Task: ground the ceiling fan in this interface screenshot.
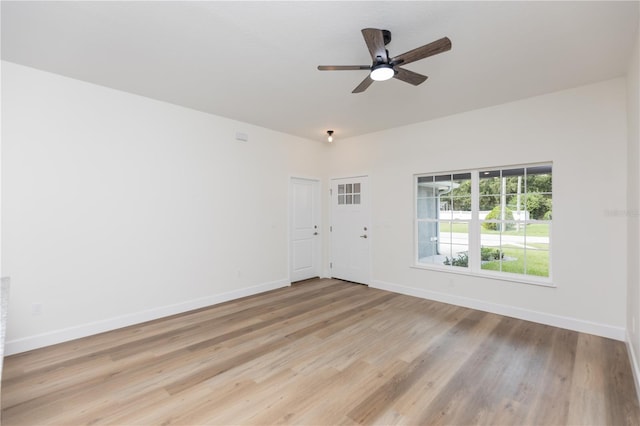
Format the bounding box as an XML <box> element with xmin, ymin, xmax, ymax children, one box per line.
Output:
<box><xmin>318</xmin><ymin>28</ymin><xmax>451</xmax><ymax>93</ymax></box>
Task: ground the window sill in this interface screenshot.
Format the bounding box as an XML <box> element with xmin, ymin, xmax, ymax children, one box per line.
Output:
<box><xmin>410</xmin><ymin>263</ymin><xmax>556</xmax><ymax>288</ymax></box>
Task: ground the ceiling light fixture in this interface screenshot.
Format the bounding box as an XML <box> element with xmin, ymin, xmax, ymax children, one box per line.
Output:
<box><xmin>327</xmin><ymin>130</ymin><xmax>334</xmax><ymax>142</ymax></box>
<box><xmin>370</xmin><ymin>64</ymin><xmax>395</xmax><ymax>81</ymax></box>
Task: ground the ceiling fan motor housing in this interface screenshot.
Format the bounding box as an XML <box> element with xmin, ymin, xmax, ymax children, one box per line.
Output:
<box><xmin>382</xmin><ymin>29</ymin><xmax>392</xmax><ymax>46</ymax></box>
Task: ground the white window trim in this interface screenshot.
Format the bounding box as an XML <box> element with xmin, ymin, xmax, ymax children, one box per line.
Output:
<box><xmin>413</xmin><ymin>164</ymin><xmax>553</xmax><ymax>287</ymax></box>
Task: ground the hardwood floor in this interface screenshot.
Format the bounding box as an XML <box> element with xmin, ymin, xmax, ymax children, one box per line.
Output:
<box><xmin>2</xmin><ymin>278</ymin><xmax>639</xmax><ymax>425</ymax></box>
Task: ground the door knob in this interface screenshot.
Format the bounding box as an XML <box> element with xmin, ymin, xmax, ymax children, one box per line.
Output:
<box><xmin>360</xmin><ymin>234</ymin><xmax>367</xmax><ymax>238</ymax></box>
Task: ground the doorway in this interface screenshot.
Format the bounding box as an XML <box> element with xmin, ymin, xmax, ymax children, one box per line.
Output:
<box><xmin>330</xmin><ymin>176</ymin><xmax>371</xmax><ymax>285</ymax></box>
<box><xmin>289</xmin><ymin>177</ymin><xmax>321</xmax><ymax>282</ymax></box>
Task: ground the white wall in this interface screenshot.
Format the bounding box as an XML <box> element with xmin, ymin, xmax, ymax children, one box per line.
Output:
<box><xmin>327</xmin><ymin>78</ymin><xmax>629</xmax><ymax>339</ymax></box>
<box><xmin>1</xmin><ymin>60</ymin><xmax>632</xmax><ymax>354</ymax></box>
<box><xmin>627</xmin><ymin>26</ymin><xmax>640</xmax><ymax>397</ymax></box>
<box><xmin>1</xmin><ymin>61</ymin><xmax>328</xmax><ymax>354</ymax></box>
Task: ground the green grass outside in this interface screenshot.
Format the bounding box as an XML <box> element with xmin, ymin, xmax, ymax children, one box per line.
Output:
<box><xmin>482</xmin><ymin>223</ymin><xmax>550</xmax><ymax>237</ymax></box>
<box><xmin>438</xmin><ymin>222</ymin><xmax>468</xmax><ymax>233</ymax></box>
<box><xmin>439</xmin><ymin>222</ymin><xmax>549</xmax><ymax>237</ymax></box>
<box><xmin>481</xmin><ymin>246</ymin><xmax>549</xmax><ymax>277</ymax></box>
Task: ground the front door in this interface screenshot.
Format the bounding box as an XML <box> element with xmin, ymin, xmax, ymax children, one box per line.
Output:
<box><xmin>331</xmin><ymin>176</ymin><xmax>371</xmax><ymax>285</ymax></box>
<box><xmin>290</xmin><ymin>177</ymin><xmax>321</xmax><ymax>282</ymax></box>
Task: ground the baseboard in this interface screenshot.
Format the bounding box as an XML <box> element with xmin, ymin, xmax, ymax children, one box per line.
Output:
<box><xmin>5</xmin><ymin>279</ymin><xmax>290</xmax><ymax>355</ymax></box>
<box><xmin>626</xmin><ymin>331</ymin><xmax>640</xmax><ymax>404</ymax></box>
<box><xmin>371</xmin><ymin>280</ymin><xmax>626</xmax><ymax>341</ymax></box>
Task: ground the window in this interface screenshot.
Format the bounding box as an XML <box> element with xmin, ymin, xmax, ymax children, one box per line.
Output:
<box><xmin>415</xmin><ymin>164</ymin><xmax>552</xmax><ymax>284</ymax></box>
<box><xmin>338</xmin><ymin>183</ymin><xmax>361</xmax><ymax>205</ymax></box>
<box><xmin>417</xmin><ymin>173</ymin><xmax>471</xmax><ymax>269</ymax></box>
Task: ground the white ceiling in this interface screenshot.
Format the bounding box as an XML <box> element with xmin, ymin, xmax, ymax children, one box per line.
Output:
<box><xmin>2</xmin><ymin>1</ymin><xmax>638</xmax><ymax>142</ymax></box>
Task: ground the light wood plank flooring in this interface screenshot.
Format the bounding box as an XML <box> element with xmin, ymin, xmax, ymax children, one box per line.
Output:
<box><xmin>2</xmin><ymin>278</ymin><xmax>639</xmax><ymax>425</ymax></box>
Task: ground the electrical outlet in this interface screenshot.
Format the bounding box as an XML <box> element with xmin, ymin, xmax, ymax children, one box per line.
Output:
<box><xmin>32</xmin><ymin>303</ymin><xmax>43</xmax><ymax>316</ymax></box>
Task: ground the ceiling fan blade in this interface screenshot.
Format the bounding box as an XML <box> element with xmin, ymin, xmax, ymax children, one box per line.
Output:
<box><xmin>394</xmin><ymin>67</ymin><xmax>428</xmax><ymax>86</ymax></box>
<box><xmin>391</xmin><ymin>37</ymin><xmax>451</xmax><ymax>66</ymax></box>
<box><xmin>352</xmin><ymin>75</ymin><xmax>374</xmax><ymax>93</ymax></box>
<box><xmin>318</xmin><ymin>65</ymin><xmax>370</xmax><ymax>71</ymax></box>
<box><xmin>361</xmin><ymin>28</ymin><xmax>388</xmax><ymax>63</ymax></box>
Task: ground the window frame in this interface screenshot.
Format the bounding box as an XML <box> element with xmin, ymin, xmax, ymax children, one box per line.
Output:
<box><xmin>415</xmin><ymin>172</ymin><xmax>472</xmax><ymax>271</ymax></box>
<box><xmin>413</xmin><ymin>163</ymin><xmax>553</xmax><ymax>287</ymax></box>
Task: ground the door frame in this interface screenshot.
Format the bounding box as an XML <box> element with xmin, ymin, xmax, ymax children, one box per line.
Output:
<box><xmin>288</xmin><ymin>176</ymin><xmax>323</xmax><ymax>283</ymax></box>
<box><xmin>329</xmin><ymin>174</ymin><xmax>372</xmax><ymax>285</ymax></box>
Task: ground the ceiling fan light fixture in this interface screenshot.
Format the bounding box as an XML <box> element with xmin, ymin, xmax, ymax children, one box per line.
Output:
<box><xmin>370</xmin><ymin>64</ymin><xmax>394</xmax><ymax>81</ymax></box>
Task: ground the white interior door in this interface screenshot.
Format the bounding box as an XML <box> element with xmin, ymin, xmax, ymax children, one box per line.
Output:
<box><xmin>290</xmin><ymin>178</ymin><xmax>321</xmax><ymax>282</ymax></box>
<box><xmin>331</xmin><ymin>176</ymin><xmax>370</xmax><ymax>285</ymax></box>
